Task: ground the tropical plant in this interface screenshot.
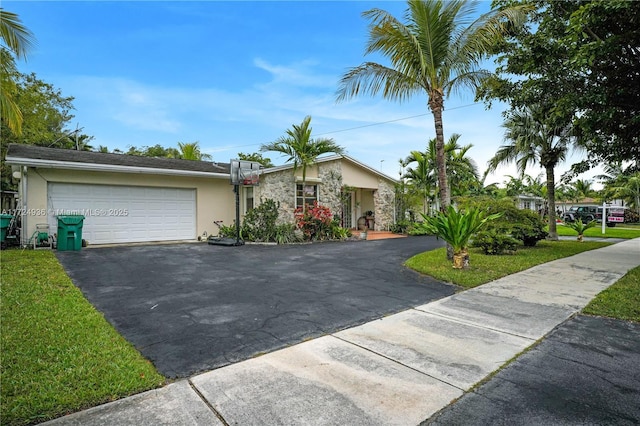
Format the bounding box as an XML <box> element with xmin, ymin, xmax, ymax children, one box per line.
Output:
<box><xmin>566</xmin><ymin>218</ymin><xmax>597</xmax><ymax>242</ymax></box>
<box><xmin>337</xmin><ymin>0</ymin><xmax>529</xmax><ymax>214</ymax></box>
<box><xmin>177</xmin><ymin>141</ymin><xmax>212</xmax><ymax>161</ymax></box>
<box><xmin>604</xmin><ymin>172</ymin><xmax>640</xmax><ymax>215</ymax></box>
<box><xmin>417</xmin><ymin>206</ymin><xmax>501</xmax><ymax>268</ymax></box>
<box><xmin>0</xmin><ymin>8</ymin><xmax>36</xmax><ymax>136</ymax></box>
<box><xmin>572</xmin><ymin>179</ymin><xmax>596</xmax><ymax>200</ymax></box>
<box><xmin>487</xmin><ymin>105</ymin><xmax>580</xmax><ymax>240</ymax></box>
<box><xmin>261</xmin><ymin>116</ymin><xmax>344</xmax><ymax>211</ymax></box>
<box><xmin>403</xmin><ymin>134</ymin><xmax>479</xmax><ymax>211</ymax></box>
<box><xmin>294</xmin><ymin>201</ymin><xmax>335</xmax><ymax>241</ymax></box>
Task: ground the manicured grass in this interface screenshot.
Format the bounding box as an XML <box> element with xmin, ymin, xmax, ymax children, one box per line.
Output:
<box><xmin>405</xmin><ymin>240</ymin><xmax>610</xmax><ymax>289</ymax></box>
<box><xmin>583</xmin><ymin>266</ymin><xmax>640</xmax><ymax>322</ymax></box>
<box><xmin>0</xmin><ymin>250</ymin><xmax>165</xmax><ymax>425</ymax></box>
<box><xmin>555</xmin><ymin>223</ymin><xmax>640</xmax><ymax>239</ymax></box>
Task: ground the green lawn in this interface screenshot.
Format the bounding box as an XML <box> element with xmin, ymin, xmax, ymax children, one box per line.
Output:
<box><xmin>555</xmin><ymin>223</ymin><xmax>640</xmax><ymax>239</ymax></box>
<box><xmin>405</xmin><ymin>240</ymin><xmax>611</xmax><ymax>289</ymax></box>
<box><xmin>584</xmin><ymin>265</ymin><xmax>640</xmax><ymax>322</ymax></box>
<box><xmin>0</xmin><ymin>250</ymin><xmax>165</xmax><ymax>426</ymax></box>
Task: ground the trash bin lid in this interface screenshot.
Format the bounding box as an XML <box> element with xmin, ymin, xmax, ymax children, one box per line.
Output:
<box><xmin>57</xmin><ymin>215</ymin><xmax>85</xmax><ymax>225</ymax></box>
<box><xmin>0</xmin><ymin>214</ymin><xmax>13</xmax><ymax>219</ymax></box>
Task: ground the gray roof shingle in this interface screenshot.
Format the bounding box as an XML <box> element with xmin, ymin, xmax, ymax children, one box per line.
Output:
<box><xmin>6</xmin><ymin>144</ymin><xmax>230</xmax><ymax>174</ymax></box>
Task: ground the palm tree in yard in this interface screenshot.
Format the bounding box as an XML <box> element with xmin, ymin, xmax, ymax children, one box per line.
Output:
<box><xmin>1</xmin><ymin>8</ymin><xmax>36</xmax><ymax>135</ymax></box>
<box><xmin>177</xmin><ymin>141</ymin><xmax>212</xmax><ymax>161</ymax></box>
<box><xmin>261</xmin><ymin>116</ymin><xmax>344</xmax><ymax>211</ymax></box>
<box><xmin>487</xmin><ymin>106</ymin><xmax>579</xmax><ymax>240</ymax></box>
<box><xmin>336</xmin><ymin>0</ymin><xmax>529</xmax><ymax>213</ymax></box>
<box><xmin>572</xmin><ymin>179</ymin><xmax>596</xmax><ymax>201</ymax></box>
<box><xmin>402</xmin><ymin>150</ymin><xmax>435</xmax><ymax>215</ymax></box>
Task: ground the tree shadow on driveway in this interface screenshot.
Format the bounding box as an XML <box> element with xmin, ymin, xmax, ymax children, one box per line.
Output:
<box><xmin>56</xmin><ymin>236</ymin><xmax>455</xmax><ymax>378</ymax></box>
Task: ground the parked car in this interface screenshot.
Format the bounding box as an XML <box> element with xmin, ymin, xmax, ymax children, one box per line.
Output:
<box><xmin>563</xmin><ymin>205</ymin><xmax>626</xmax><ymax>227</ymax></box>
<box><xmin>563</xmin><ymin>205</ymin><xmax>599</xmax><ymax>223</ymax></box>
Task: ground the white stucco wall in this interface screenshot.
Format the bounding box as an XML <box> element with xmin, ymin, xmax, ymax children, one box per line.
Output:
<box><xmin>19</xmin><ymin>167</ymin><xmax>234</xmax><ymax>243</ymax></box>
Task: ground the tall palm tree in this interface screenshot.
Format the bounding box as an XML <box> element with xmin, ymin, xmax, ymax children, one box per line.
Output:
<box><xmin>404</xmin><ymin>133</ymin><xmax>479</xmax><ymax>209</ymax></box>
<box><xmin>336</xmin><ymin>0</ymin><xmax>529</xmax><ymax>212</ymax></box>
<box><xmin>0</xmin><ymin>8</ymin><xmax>35</xmax><ymax>135</ymax></box>
<box><xmin>487</xmin><ymin>106</ymin><xmax>578</xmax><ymax>240</ymax></box>
<box><xmin>402</xmin><ymin>150</ymin><xmax>435</xmax><ymax>214</ymax></box>
<box><xmin>606</xmin><ymin>172</ymin><xmax>640</xmax><ymax>215</ymax></box>
<box><xmin>177</xmin><ymin>141</ymin><xmax>212</xmax><ymax>161</ymax></box>
<box><xmin>572</xmin><ymin>179</ymin><xmax>596</xmax><ymax>201</ymax></box>
<box><xmin>261</xmin><ymin>116</ymin><xmax>345</xmax><ymax>211</ymax></box>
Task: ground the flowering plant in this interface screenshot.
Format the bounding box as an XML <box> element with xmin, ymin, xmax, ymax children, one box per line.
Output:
<box><xmin>294</xmin><ymin>201</ymin><xmax>334</xmax><ymax>240</ymax></box>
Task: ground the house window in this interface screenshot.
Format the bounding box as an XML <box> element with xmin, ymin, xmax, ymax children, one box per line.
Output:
<box><xmin>523</xmin><ymin>201</ymin><xmax>531</xmax><ymax>210</ymax></box>
<box><xmin>296</xmin><ymin>184</ymin><xmax>318</xmax><ymax>208</ymax></box>
<box><xmin>245</xmin><ymin>187</ymin><xmax>254</xmax><ymax>212</ymax></box>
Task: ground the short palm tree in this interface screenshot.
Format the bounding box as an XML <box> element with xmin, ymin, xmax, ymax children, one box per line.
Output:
<box><xmin>487</xmin><ymin>106</ymin><xmax>579</xmax><ymax>240</ymax></box>
<box><xmin>567</xmin><ymin>218</ymin><xmax>597</xmax><ymax>242</ymax></box>
<box><xmin>261</xmin><ymin>116</ymin><xmax>344</xmax><ymax>211</ymax></box>
<box><xmin>419</xmin><ymin>205</ymin><xmax>501</xmax><ymax>268</ymax></box>
<box><xmin>336</xmin><ymin>0</ymin><xmax>529</xmax><ymax>212</ymax></box>
<box><xmin>177</xmin><ymin>141</ymin><xmax>212</xmax><ymax>161</ymax></box>
<box><xmin>0</xmin><ymin>8</ymin><xmax>36</xmax><ymax>135</ymax></box>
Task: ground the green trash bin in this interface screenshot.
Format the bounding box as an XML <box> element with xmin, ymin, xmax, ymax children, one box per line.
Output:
<box><xmin>1</xmin><ymin>214</ymin><xmax>13</xmax><ymax>244</ymax></box>
<box><xmin>57</xmin><ymin>215</ymin><xmax>85</xmax><ymax>251</ymax></box>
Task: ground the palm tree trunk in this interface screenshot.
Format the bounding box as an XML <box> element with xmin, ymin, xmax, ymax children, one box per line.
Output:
<box><xmin>430</xmin><ymin>95</ymin><xmax>452</xmax><ymax>260</ymax></box>
<box><xmin>432</xmin><ymin>106</ymin><xmax>450</xmax><ymax>211</ymax></box>
<box><xmin>546</xmin><ymin>165</ymin><xmax>558</xmax><ymax>240</ymax></box>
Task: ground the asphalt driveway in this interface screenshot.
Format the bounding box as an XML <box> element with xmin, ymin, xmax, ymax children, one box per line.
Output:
<box><xmin>56</xmin><ymin>236</ymin><xmax>454</xmax><ymax>378</ymax></box>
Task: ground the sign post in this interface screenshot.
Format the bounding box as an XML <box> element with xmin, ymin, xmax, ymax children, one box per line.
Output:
<box><xmin>602</xmin><ymin>202</ymin><xmax>606</xmax><ymax>235</ymax></box>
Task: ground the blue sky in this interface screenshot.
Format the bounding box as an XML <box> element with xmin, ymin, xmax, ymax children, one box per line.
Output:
<box><xmin>7</xmin><ymin>0</ymin><xmax>595</xmax><ymax>186</ymax></box>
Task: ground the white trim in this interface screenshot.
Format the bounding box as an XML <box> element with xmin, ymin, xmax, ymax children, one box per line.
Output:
<box><xmin>261</xmin><ymin>154</ymin><xmax>398</xmax><ymax>183</ymax></box>
<box><xmin>295</xmin><ymin>176</ymin><xmax>322</xmax><ymax>183</ymax></box>
<box><xmin>5</xmin><ymin>156</ymin><xmax>229</xmax><ymax>179</ymax></box>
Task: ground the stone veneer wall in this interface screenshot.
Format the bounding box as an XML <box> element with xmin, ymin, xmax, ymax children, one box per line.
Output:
<box><xmin>257</xmin><ymin>161</ymin><xmax>396</xmax><ymax>230</ymax></box>
<box><xmin>255</xmin><ymin>169</ymin><xmax>296</xmax><ymax>224</ymax></box>
<box><xmin>373</xmin><ymin>178</ymin><xmax>395</xmax><ymax>230</ymax></box>
<box><xmin>318</xmin><ymin>161</ymin><xmax>343</xmax><ymax>219</ymax></box>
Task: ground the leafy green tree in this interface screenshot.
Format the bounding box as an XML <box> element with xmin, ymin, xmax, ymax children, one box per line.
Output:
<box><xmin>487</xmin><ymin>105</ymin><xmax>578</xmax><ymax>240</ymax></box>
<box><xmin>237</xmin><ymin>152</ymin><xmax>274</xmax><ymax>168</ymax></box>
<box><xmin>260</xmin><ymin>116</ymin><xmax>344</xmax><ymax>211</ymax></box>
<box><xmin>1</xmin><ymin>73</ymin><xmax>92</xmax><ymax>190</ymax></box>
<box><xmin>337</xmin><ymin>0</ymin><xmax>529</xmax><ymax>213</ymax></box>
<box><xmin>177</xmin><ymin>141</ymin><xmax>212</xmax><ymax>161</ymax></box>
<box><xmin>480</xmin><ymin>0</ymin><xmax>640</xmax><ymax>168</ymax></box>
<box><xmin>0</xmin><ymin>8</ymin><xmax>36</xmax><ymax>135</ymax></box>
<box><xmin>124</xmin><ymin>144</ymin><xmax>179</xmax><ymax>158</ymax></box>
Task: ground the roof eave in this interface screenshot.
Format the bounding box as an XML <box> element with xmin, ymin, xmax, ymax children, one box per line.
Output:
<box><xmin>5</xmin><ymin>156</ymin><xmax>230</xmax><ymax>179</ymax></box>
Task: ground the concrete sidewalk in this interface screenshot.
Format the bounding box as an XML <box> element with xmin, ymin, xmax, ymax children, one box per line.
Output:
<box><xmin>43</xmin><ymin>239</ymin><xmax>640</xmax><ymax>426</ymax></box>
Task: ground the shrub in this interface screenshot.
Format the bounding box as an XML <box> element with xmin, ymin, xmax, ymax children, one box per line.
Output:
<box><xmin>274</xmin><ymin>223</ymin><xmax>303</xmax><ymax>244</ymax></box>
<box><xmin>294</xmin><ymin>202</ymin><xmax>334</xmax><ymax>241</ymax></box>
<box><xmin>624</xmin><ymin>209</ymin><xmax>639</xmax><ymax>223</ymax></box>
<box><xmin>472</xmin><ymin>229</ymin><xmax>519</xmax><ymax>255</ymax></box>
<box><xmin>242</xmin><ymin>198</ymin><xmax>280</xmax><ymax>242</ymax></box>
<box><xmin>459</xmin><ymin>198</ymin><xmax>548</xmax><ymax>247</ymax></box>
<box><xmin>389</xmin><ymin>220</ymin><xmax>411</xmax><ymax>234</ymax></box>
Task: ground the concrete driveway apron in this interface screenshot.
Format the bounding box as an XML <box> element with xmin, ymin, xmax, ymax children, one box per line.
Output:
<box><xmin>56</xmin><ymin>236</ymin><xmax>454</xmax><ymax>378</ymax></box>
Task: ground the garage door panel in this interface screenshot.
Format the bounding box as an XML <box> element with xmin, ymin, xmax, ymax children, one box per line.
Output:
<box><xmin>48</xmin><ymin>183</ymin><xmax>196</xmax><ymax>244</ymax></box>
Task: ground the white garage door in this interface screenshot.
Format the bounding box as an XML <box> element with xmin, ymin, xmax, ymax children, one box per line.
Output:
<box><xmin>47</xmin><ymin>183</ymin><xmax>196</xmax><ymax>244</ymax></box>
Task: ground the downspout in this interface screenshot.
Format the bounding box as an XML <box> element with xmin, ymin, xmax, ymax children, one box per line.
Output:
<box><xmin>21</xmin><ymin>166</ymin><xmax>28</xmax><ymax>247</ymax></box>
